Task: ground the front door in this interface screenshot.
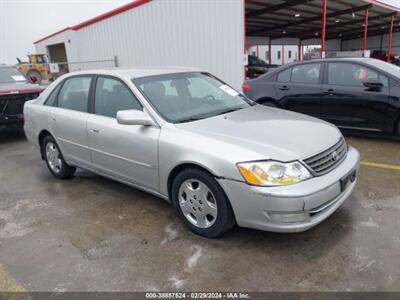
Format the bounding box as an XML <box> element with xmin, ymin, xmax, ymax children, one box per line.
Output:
<box><xmin>321</xmin><ymin>62</ymin><xmax>391</xmax><ymax>132</ymax></box>
<box><xmin>87</xmin><ymin>76</ymin><xmax>160</xmax><ymax>191</ymax></box>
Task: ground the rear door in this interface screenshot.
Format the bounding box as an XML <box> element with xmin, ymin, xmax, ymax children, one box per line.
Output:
<box><xmin>87</xmin><ymin>75</ymin><xmax>160</xmax><ymax>191</ymax></box>
<box><xmin>49</xmin><ymin>76</ymin><xmax>92</xmax><ymax>167</ymax></box>
<box><xmin>321</xmin><ymin>62</ymin><xmax>391</xmax><ymax>131</ymax></box>
<box><xmin>274</xmin><ymin>62</ymin><xmax>324</xmax><ymax>117</ymax></box>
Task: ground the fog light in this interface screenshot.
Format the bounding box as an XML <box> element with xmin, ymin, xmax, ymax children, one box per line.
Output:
<box><xmin>267</xmin><ymin>212</ymin><xmax>310</xmax><ymax>223</ymax></box>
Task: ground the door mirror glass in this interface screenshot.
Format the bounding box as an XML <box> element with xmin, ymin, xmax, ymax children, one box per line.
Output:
<box><xmin>363</xmin><ymin>79</ymin><xmax>384</xmax><ymax>91</ymax></box>
<box><xmin>116</xmin><ymin>110</ymin><xmax>155</xmax><ymax>126</ymax></box>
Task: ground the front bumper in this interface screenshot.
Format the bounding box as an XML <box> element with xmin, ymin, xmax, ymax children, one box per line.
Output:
<box><xmin>217</xmin><ymin>146</ymin><xmax>360</xmax><ymax>233</ymax></box>
<box><xmin>0</xmin><ymin>114</ymin><xmax>24</xmax><ymax>131</ymax></box>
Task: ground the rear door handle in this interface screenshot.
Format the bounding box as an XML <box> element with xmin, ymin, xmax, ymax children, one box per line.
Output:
<box><xmin>279</xmin><ymin>86</ymin><xmax>290</xmax><ymax>91</ymax></box>
<box><xmin>51</xmin><ymin>117</ymin><xmax>56</xmax><ymax>122</ymax></box>
<box><xmin>90</xmin><ymin>128</ymin><xmax>100</xmax><ymax>133</ymax></box>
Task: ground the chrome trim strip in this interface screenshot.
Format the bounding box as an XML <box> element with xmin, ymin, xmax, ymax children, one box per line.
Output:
<box><xmin>58</xmin><ymin>137</ymin><xmax>89</xmax><ymax>149</ymax></box>
<box><xmin>57</xmin><ymin>137</ymin><xmax>155</xmax><ymax>169</ymax></box>
<box><xmin>89</xmin><ymin>147</ymin><xmax>155</xmax><ymax>169</ymax></box>
<box><xmin>337</xmin><ymin>125</ymin><xmax>382</xmax><ymax>132</ymax></box>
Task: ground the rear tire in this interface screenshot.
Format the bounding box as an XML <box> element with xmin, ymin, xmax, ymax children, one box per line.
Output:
<box><xmin>397</xmin><ymin>120</ymin><xmax>400</xmax><ymax>137</ymax></box>
<box><xmin>42</xmin><ymin>135</ymin><xmax>76</xmax><ymax>179</ymax></box>
<box><xmin>171</xmin><ymin>168</ymin><xmax>235</xmax><ymax>238</ymax></box>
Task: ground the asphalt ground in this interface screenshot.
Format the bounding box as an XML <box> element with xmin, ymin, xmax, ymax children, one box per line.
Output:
<box><xmin>0</xmin><ymin>131</ymin><xmax>399</xmax><ymax>292</ymax></box>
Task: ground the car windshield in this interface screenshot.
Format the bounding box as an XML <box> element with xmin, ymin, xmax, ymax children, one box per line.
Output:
<box><xmin>0</xmin><ymin>67</ymin><xmax>27</xmax><ymax>84</ymax></box>
<box><xmin>133</xmin><ymin>72</ymin><xmax>254</xmax><ymax>123</ymax></box>
<box><xmin>364</xmin><ymin>59</ymin><xmax>400</xmax><ymax>79</ymax></box>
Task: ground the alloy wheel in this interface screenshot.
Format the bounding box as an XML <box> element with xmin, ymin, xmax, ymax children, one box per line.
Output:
<box><xmin>178</xmin><ymin>179</ymin><xmax>218</xmax><ymax>228</ymax></box>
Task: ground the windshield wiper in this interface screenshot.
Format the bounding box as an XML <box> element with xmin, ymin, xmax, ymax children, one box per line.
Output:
<box><xmin>215</xmin><ymin>107</ymin><xmax>243</xmax><ymax>116</ymax></box>
<box><xmin>175</xmin><ymin>117</ymin><xmax>205</xmax><ymax>123</ymax></box>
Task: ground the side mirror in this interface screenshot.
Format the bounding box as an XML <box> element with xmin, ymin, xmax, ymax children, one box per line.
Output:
<box><xmin>363</xmin><ymin>79</ymin><xmax>383</xmax><ymax>91</ymax></box>
<box><xmin>116</xmin><ymin>110</ymin><xmax>155</xmax><ymax>126</ymax></box>
<box><xmin>30</xmin><ymin>75</ymin><xmax>37</xmax><ymax>84</ymax></box>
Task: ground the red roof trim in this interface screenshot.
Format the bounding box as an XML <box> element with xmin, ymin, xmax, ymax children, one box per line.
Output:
<box><xmin>365</xmin><ymin>0</ymin><xmax>400</xmax><ymax>12</ymax></box>
<box><xmin>34</xmin><ymin>0</ymin><xmax>152</xmax><ymax>44</ymax></box>
<box><xmin>34</xmin><ymin>27</ymin><xmax>73</xmax><ymax>44</ymax></box>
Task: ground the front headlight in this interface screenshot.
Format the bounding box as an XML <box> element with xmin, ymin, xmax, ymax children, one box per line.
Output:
<box><xmin>237</xmin><ymin>161</ymin><xmax>312</xmax><ymax>186</ymax></box>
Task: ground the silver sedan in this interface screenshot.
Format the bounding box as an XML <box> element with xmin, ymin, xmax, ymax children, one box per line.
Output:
<box><xmin>24</xmin><ymin>67</ymin><xmax>360</xmax><ymax>237</ymax></box>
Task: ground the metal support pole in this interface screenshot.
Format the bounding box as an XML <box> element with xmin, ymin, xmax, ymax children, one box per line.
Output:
<box><xmin>321</xmin><ymin>0</ymin><xmax>327</xmax><ymax>58</ymax></box>
<box><xmin>268</xmin><ymin>40</ymin><xmax>272</xmax><ymax>64</ymax></box>
<box><xmin>362</xmin><ymin>8</ymin><xmax>369</xmax><ymax>52</ymax></box>
<box><xmin>298</xmin><ymin>41</ymin><xmax>302</xmax><ymax>61</ymax></box>
<box><xmin>282</xmin><ymin>45</ymin><xmax>284</xmax><ymax>65</ymax></box>
<box><xmin>387</xmin><ymin>15</ymin><xmax>394</xmax><ymax>63</ymax></box>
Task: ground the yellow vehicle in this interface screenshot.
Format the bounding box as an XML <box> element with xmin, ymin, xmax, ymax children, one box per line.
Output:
<box><xmin>16</xmin><ymin>53</ymin><xmax>52</xmax><ymax>84</ymax></box>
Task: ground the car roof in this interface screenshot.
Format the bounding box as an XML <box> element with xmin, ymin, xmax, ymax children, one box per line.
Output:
<box><xmin>288</xmin><ymin>57</ymin><xmax>379</xmax><ymax>65</ymax></box>
<box><xmin>63</xmin><ymin>66</ymin><xmax>202</xmax><ymax>79</ymax></box>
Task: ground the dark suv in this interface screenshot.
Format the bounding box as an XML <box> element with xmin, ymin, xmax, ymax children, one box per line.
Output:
<box><xmin>0</xmin><ymin>66</ymin><xmax>45</xmax><ymax>132</ymax></box>
<box><xmin>246</xmin><ymin>55</ymin><xmax>278</xmax><ymax>79</ymax></box>
<box><xmin>244</xmin><ymin>58</ymin><xmax>400</xmax><ymax>137</ymax></box>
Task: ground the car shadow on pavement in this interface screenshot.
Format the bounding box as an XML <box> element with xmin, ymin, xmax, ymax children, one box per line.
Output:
<box><xmin>0</xmin><ymin>130</ymin><xmax>26</xmax><ymax>145</ymax></box>
<box><xmin>222</xmin><ymin>207</ymin><xmax>353</xmax><ymax>254</ymax></box>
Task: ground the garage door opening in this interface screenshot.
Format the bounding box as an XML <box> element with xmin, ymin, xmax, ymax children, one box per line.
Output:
<box><xmin>47</xmin><ymin>43</ymin><xmax>69</xmax><ymax>73</ymax></box>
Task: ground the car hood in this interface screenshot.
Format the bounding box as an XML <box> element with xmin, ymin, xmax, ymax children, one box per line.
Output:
<box><xmin>0</xmin><ymin>82</ymin><xmax>45</xmax><ymax>96</ymax></box>
<box><xmin>175</xmin><ymin>105</ymin><xmax>342</xmax><ymax>162</ymax></box>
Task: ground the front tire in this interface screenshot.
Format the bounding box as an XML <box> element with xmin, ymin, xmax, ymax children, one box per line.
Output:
<box><xmin>171</xmin><ymin>168</ymin><xmax>235</xmax><ymax>238</ymax></box>
<box><xmin>42</xmin><ymin>135</ymin><xmax>76</xmax><ymax>179</ymax></box>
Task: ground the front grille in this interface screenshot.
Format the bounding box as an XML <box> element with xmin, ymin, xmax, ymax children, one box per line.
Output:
<box><xmin>303</xmin><ymin>138</ymin><xmax>347</xmax><ymax>176</ymax></box>
<box><xmin>0</xmin><ymin>93</ymin><xmax>38</xmax><ymax>115</ymax></box>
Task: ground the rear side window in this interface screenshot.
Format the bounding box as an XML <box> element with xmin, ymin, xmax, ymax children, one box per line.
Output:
<box><xmin>277</xmin><ymin>68</ymin><xmax>291</xmax><ymax>82</ymax></box>
<box><xmin>58</xmin><ymin>77</ymin><xmax>91</xmax><ymax>112</ymax></box>
<box><xmin>44</xmin><ymin>83</ymin><xmax>62</xmax><ymax>106</ymax></box>
<box><xmin>328</xmin><ymin>63</ymin><xmax>389</xmax><ymax>87</ymax></box>
<box><xmin>94</xmin><ymin>77</ymin><xmax>142</xmax><ymax>118</ymax></box>
<box><xmin>291</xmin><ymin>63</ymin><xmax>320</xmax><ymax>84</ymax></box>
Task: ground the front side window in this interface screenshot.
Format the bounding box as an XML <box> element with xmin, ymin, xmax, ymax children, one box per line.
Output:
<box><xmin>58</xmin><ymin>76</ymin><xmax>91</xmax><ymax>112</ymax></box>
<box><xmin>94</xmin><ymin>77</ymin><xmax>142</xmax><ymax>118</ymax></box>
<box><xmin>291</xmin><ymin>63</ymin><xmax>320</xmax><ymax>84</ymax></box>
<box><xmin>328</xmin><ymin>63</ymin><xmax>388</xmax><ymax>87</ymax></box>
<box><xmin>133</xmin><ymin>72</ymin><xmax>253</xmax><ymax>123</ymax></box>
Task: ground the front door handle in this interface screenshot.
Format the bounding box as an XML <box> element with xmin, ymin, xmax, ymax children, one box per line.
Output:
<box><xmin>324</xmin><ymin>89</ymin><xmax>336</xmax><ymax>95</ymax></box>
<box><xmin>51</xmin><ymin>117</ymin><xmax>56</xmax><ymax>122</ymax></box>
<box><xmin>279</xmin><ymin>86</ymin><xmax>290</xmax><ymax>91</ymax></box>
<box><xmin>90</xmin><ymin>129</ymin><xmax>100</xmax><ymax>133</ymax></box>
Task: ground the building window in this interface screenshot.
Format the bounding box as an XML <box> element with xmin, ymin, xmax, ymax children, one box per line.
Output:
<box><xmin>288</xmin><ymin>50</ymin><xmax>292</xmax><ymax>59</ymax></box>
<box><xmin>252</xmin><ymin>51</ymin><xmax>256</xmax><ymax>56</ymax></box>
<box><xmin>277</xmin><ymin>51</ymin><xmax>281</xmax><ymax>60</ymax></box>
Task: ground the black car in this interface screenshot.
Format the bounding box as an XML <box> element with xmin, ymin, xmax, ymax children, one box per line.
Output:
<box><xmin>246</xmin><ymin>55</ymin><xmax>278</xmax><ymax>79</ymax></box>
<box><xmin>243</xmin><ymin>58</ymin><xmax>400</xmax><ymax>137</ymax></box>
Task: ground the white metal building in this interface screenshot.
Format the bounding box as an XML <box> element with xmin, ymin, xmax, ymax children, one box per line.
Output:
<box><xmin>35</xmin><ymin>0</ymin><xmax>244</xmax><ymax>89</ymax></box>
<box><xmin>248</xmin><ymin>45</ymin><xmax>299</xmax><ymax>65</ymax></box>
<box><xmin>34</xmin><ymin>0</ymin><xmax>400</xmax><ymax>90</ymax></box>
